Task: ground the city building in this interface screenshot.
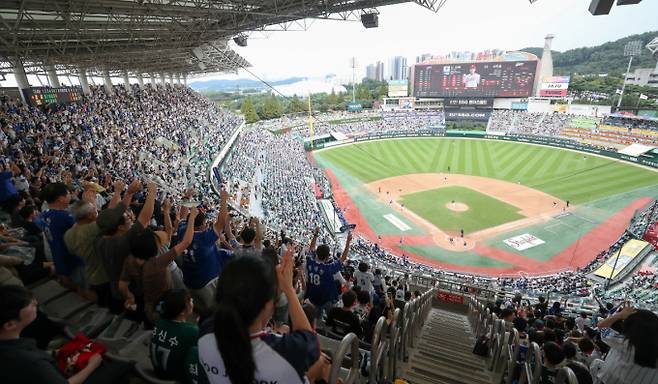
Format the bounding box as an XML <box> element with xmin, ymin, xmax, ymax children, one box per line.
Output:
<box><xmin>388</xmin><ymin>56</ymin><xmax>408</xmax><ymax>81</ymax></box>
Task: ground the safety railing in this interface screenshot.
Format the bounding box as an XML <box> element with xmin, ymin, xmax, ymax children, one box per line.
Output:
<box><xmin>328</xmin><ymin>332</ymin><xmax>360</xmax><ymax>384</ymax></box>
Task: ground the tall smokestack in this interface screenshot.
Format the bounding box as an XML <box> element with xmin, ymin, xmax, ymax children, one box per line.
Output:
<box><xmin>534</xmin><ymin>34</ymin><xmax>555</xmax><ymax>97</ymax></box>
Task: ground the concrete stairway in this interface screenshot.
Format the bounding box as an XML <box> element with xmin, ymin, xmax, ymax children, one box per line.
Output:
<box><xmin>403</xmin><ymin>308</ymin><xmax>493</xmax><ymax>384</ymax></box>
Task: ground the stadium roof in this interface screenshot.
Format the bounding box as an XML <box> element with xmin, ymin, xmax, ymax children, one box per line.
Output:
<box><xmin>0</xmin><ymin>0</ymin><xmax>445</xmax><ymax>78</ymax></box>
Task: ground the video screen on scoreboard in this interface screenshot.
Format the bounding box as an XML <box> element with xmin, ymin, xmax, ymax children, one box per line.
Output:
<box><xmin>413</xmin><ymin>61</ymin><xmax>537</xmax><ymax>98</ymax></box>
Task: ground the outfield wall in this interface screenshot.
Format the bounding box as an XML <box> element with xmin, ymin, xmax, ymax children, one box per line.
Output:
<box><xmin>313</xmin><ymin>131</ymin><xmax>658</xmax><ymax>170</ymax></box>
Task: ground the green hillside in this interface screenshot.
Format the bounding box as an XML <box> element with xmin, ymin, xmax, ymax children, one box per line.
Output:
<box><xmin>520</xmin><ymin>31</ymin><xmax>657</xmax><ymax>75</ymax></box>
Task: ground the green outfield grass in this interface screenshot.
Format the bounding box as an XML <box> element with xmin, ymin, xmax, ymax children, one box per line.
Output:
<box><xmin>400</xmin><ymin>186</ymin><xmax>524</xmax><ymax>234</ymax></box>
<box><xmin>314</xmin><ymin>138</ymin><xmax>658</xmax><ymax>204</ymax></box>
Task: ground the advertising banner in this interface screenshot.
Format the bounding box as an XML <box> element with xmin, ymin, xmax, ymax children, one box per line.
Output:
<box><xmin>511</xmin><ymin>102</ymin><xmax>528</xmax><ymax>110</ymax></box>
<box><xmin>388</xmin><ymin>80</ymin><xmax>409</xmax><ymax>97</ymax></box>
<box><xmin>445</xmin><ymin>110</ymin><xmax>491</xmax><ymax>121</ymax></box>
<box><xmin>540</xmin><ymin>76</ymin><xmax>571</xmax><ymax>97</ymax></box>
<box><xmin>436</xmin><ymin>291</ymin><xmax>465</xmax><ymax>304</ymax></box>
<box><xmin>445</xmin><ymin>98</ymin><xmax>494</xmax><ymax>108</ymax></box>
<box><xmin>398</xmin><ymin>97</ymin><xmax>416</xmax><ymax>109</ymax></box>
<box><xmin>504</xmin><ymin>233</ymin><xmax>545</xmax><ymax>251</ymax></box>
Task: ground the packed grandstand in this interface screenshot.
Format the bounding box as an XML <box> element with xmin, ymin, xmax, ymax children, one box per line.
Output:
<box><xmin>1</xmin><ymin>0</ymin><xmax>658</xmax><ymax>383</ymax></box>
<box><xmin>1</xmin><ymin>81</ymin><xmax>657</xmax><ymax>384</ymax></box>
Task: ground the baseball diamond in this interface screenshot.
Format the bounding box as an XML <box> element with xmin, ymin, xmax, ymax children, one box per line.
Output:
<box><xmin>314</xmin><ymin>137</ymin><xmax>658</xmax><ymax>275</ymax></box>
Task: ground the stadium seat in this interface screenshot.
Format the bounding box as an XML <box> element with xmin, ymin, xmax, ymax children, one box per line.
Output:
<box><xmin>31</xmin><ymin>279</ymin><xmax>69</xmax><ymax>305</ymax></box>
<box><xmin>41</xmin><ymin>291</ymin><xmax>94</xmax><ymax>320</ymax></box>
<box><xmin>103</xmin><ymin>330</ymin><xmax>151</xmax><ymax>363</ymax></box>
<box><xmin>97</xmin><ymin>315</ymin><xmax>144</xmax><ymax>340</ymax></box>
<box><xmin>64</xmin><ymin>306</ymin><xmax>114</xmax><ymax>339</ymax></box>
<box><xmin>135</xmin><ymin>354</ymin><xmax>178</xmax><ymax>384</ymax></box>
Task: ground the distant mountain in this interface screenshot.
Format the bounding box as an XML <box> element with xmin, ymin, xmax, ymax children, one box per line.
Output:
<box><xmin>519</xmin><ymin>30</ymin><xmax>657</xmax><ymax>75</ymax></box>
<box><xmin>189</xmin><ymin>77</ymin><xmax>306</xmax><ymax>91</ymax></box>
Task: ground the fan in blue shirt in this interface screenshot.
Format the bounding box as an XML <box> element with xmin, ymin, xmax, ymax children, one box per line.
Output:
<box><xmin>40</xmin><ymin>182</ymin><xmax>84</xmax><ymax>278</ymax></box>
<box><xmin>178</xmin><ymin>191</ymin><xmax>231</xmax><ymax>290</ymax></box>
<box><xmin>305</xmin><ymin>230</ymin><xmax>352</xmax><ymax>309</ymax></box>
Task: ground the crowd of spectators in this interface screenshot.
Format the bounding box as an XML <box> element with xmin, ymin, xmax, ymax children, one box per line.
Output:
<box><xmin>628</xmin><ymin>200</ymin><xmax>658</xmax><ymax>238</ymax></box>
<box><xmin>486</xmin><ymin>294</ymin><xmax>658</xmax><ymax>384</ymax></box>
<box><xmin>487</xmin><ymin>110</ymin><xmax>573</xmax><ymax>137</ymax></box>
<box><xmin>0</xmin><ymin>84</ymin><xmax>656</xmax><ymax>384</ymax></box>
<box><xmin>219</xmin><ymin>127</ymin><xmax>329</xmax><ymax>242</ymax></box>
<box><xmin>279</xmin><ymin>110</ymin><xmax>445</xmax><ymax>138</ymax></box>
<box><xmin>604</xmin><ymin>115</ymin><xmax>658</xmax><ymax>132</ymax></box>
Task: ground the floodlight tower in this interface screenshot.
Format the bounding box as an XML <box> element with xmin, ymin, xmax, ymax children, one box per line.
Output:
<box><xmin>647</xmin><ymin>37</ymin><xmax>658</xmax><ymax>72</ymax></box>
<box><xmin>349</xmin><ymin>57</ymin><xmax>358</xmax><ymax>103</ymax></box>
<box><xmin>616</xmin><ymin>40</ymin><xmax>643</xmax><ymax>110</ymax></box>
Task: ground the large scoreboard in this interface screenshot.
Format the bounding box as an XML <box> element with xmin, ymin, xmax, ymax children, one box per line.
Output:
<box><xmin>22</xmin><ymin>86</ymin><xmax>84</xmax><ymax>107</ymax></box>
<box><xmin>413</xmin><ymin>61</ymin><xmax>537</xmax><ymax>98</ymax></box>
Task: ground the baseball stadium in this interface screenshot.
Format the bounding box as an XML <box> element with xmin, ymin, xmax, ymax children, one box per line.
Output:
<box><xmin>1</xmin><ymin>1</ymin><xmax>658</xmax><ymax>384</ymax></box>
<box><xmin>314</xmin><ymin>137</ymin><xmax>658</xmax><ymax>276</ymax></box>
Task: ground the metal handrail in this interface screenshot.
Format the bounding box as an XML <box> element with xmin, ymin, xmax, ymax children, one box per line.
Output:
<box><xmin>388</xmin><ymin>308</ymin><xmax>401</xmax><ymax>379</ymax></box>
<box><xmin>328</xmin><ymin>332</ymin><xmax>360</xmax><ymax>384</ymax></box>
<box><xmin>400</xmin><ymin>301</ymin><xmax>411</xmax><ymax>361</ymax></box>
<box><xmin>368</xmin><ymin>316</ymin><xmax>387</xmax><ymax>384</ymax></box>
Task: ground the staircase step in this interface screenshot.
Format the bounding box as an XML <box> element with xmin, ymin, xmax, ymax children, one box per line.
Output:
<box><xmin>404</xmin><ymin>308</ymin><xmax>493</xmax><ymax>384</ymax></box>
<box><xmin>407</xmin><ymin>365</ymin><xmax>492</xmax><ymax>384</ymax></box>
<box><xmin>410</xmin><ymin>358</ymin><xmax>491</xmax><ymax>382</ymax></box>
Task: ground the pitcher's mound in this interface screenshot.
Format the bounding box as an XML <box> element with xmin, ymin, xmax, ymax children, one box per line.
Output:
<box><xmin>446</xmin><ymin>202</ymin><xmax>469</xmax><ymax>212</ymax></box>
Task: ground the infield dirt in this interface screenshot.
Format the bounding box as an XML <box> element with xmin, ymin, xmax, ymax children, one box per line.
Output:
<box><xmin>366</xmin><ymin>173</ymin><xmax>569</xmax><ymax>251</ymax></box>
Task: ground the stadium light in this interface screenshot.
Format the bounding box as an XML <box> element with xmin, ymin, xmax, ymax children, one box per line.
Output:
<box><xmin>616</xmin><ymin>40</ymin><xmax>643</xmax><ymax>110</ymax></box>
<box><xmin>361</xmin><ymin>12</ymin><xmax>379</xmax><ymax>28</ymax></box>
<box><xmin>233</xmin><ymin>34</ymin><xmax>248</xmax><ymax>47</ymax></box>
<box><xmin>589</xmin><ymin>0</ymin><xmax>643</xmax><ymax>15</ymax></box>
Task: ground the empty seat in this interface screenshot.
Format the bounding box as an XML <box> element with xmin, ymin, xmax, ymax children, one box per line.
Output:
<box><xmin>64</xmin><ymin>306</ymin><xmax>114</xmax><ymax>339</ymax></box>
<box><xmin>41</xmin><ymin>292</ymin><xmax>94</xmax><ymax>320</ymax></box>
<box><xmin>98</xmin><ymin>315</ymin><xmax>144</xmax><ymax>340</ymax></box>
<box><xmin>103</xmin><ymin>330</ymin><xmax>151</xmax><ymax>363</ymax></box>
<box><xmin>31</xmin><ymin>279</ymin><xmax>69</xmax><ymax>304</ymax></box>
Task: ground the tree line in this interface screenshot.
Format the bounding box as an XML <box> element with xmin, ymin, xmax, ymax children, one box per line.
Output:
<box><xmin>204</xmin><ymin>79</ymin><xmax>389</xmax><ymax>123</ymax></box>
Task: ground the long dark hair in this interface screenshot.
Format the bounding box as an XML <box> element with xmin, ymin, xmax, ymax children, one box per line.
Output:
<box><xmin>214</xmin><ymin>256</ymin><xmax>277</xmax><ymax>383</ymax></box>
<box><xmin>623</xmin><ymin>309</ymin><xmax>658</xmax><ymax>368</ymax></box>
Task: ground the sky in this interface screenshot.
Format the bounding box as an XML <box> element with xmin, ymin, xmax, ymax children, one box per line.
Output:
<box><xmin>214</xmin><ymin>0</ymin><xmax>658</xmax><ymax>82</ymax></box>
<box><xmin>1</xmin><ymin>0</ymin><xmax>657</xmax><ymax>87</ymax></box>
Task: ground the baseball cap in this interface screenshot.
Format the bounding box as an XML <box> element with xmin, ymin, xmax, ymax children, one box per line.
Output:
<box><xmin>96</xmin><ymin>205</ymin><xmax>127</xmax><ymax>234</ymax></box>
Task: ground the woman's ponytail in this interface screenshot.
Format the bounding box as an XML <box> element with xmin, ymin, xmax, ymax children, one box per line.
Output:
<box><xmin>214</xmin><ymin>302</ymin><xmax>254</xmax><ymax>383</ymax></box>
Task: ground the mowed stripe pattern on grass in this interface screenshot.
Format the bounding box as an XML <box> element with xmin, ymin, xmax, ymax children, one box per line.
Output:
<box><xmin>314</xmin><ymin>138</ymin><xmax>658</xmax><ymax>204</ymax></box>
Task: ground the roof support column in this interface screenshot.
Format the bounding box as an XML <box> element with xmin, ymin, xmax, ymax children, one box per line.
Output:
<box><xmin>160</xmin><ymin>73</ymin><xmax>166</xmax><ymax>84</ymax></box>
<box><xmin>102</xmin><ymin>69</ymin><xmax>113</xmax><ymax>95</ymax></box>
<box><xmin>122</xmin><ymin>70</ymin><xmax>130</xmax><ymax>87</ymax></box>
<box><xmin>150</xmin><ymin>73</ymin><xmax>157</xmax><ymax>86</ymax></box>
<box><xmin>176</xmin><ymin>73</ymin><xmax>181</xmax><ymax>84</ymax></box>
<box><xmin>46</xmin><ymin>65</ymin><xmax>61</xmax><ymax>87</ymax></box>
<box><xmin>78</xmin><ymin>66</ymin><xmax>91</xmax><ymax>95</ymax></box>
<box><xmin>168</xmin><ymin>73</ymin><xmax>174</xmax><ymax>84</ymax></box>
<box><xmin>183</xmin><ymin>73</ymin><xmax>188</xmax><ymax>86</ymax></box>
<box><xmin>11</xmin><ymin>57</ymin><xmax>30</xmax><ymax>103</ymax></box>
<box><xmin>137</xmin><ymin>74</ymin><xmax>144</xmax><ymax>88</ymax></box>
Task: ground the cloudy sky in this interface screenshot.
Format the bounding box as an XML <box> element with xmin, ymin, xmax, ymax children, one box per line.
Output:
<box><xmin>215</xmin><ymin>0</ymin><xmax>658</xmax><ymax>82</ymax></box>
